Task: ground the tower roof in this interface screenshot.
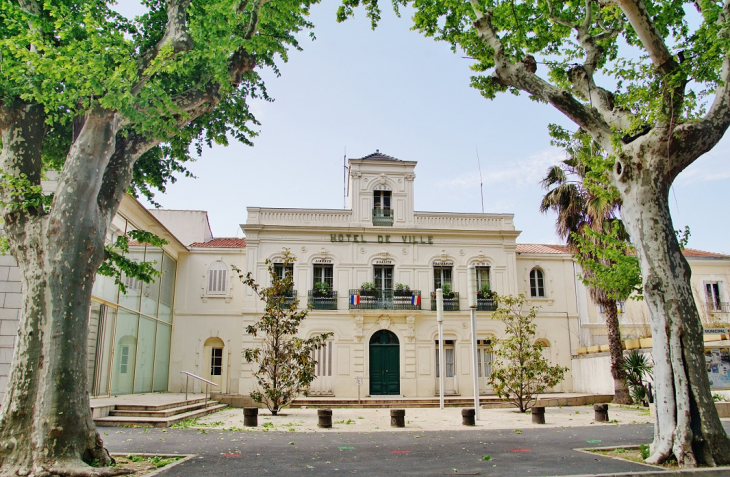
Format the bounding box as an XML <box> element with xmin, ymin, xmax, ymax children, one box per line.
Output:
<box><xmin>356</xmin><ymin>150</ymin><xmax>401</xmax><ymax>161</ymax></box>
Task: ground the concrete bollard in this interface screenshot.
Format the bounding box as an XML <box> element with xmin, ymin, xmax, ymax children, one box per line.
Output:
<box><xmin>317</xmin><ymin>409</ymin><xmax>333</xmax><ymax>428</ymax></box>
<box><xmin>531</xmin><ymin>406</ymin><xmax>545</xmax><ymax>424</ymax></box>
<box><xmin>390</xmin><ymin>409</ymin><xmax>406</xmax><ymax>428</ymax></box>
<box><xmin>594</xmin><ymin>403</ymin><xmax>609</xmax><ymax>422</ymax></box>
<box><xmin>243</xmin><ymin>407</ymin><xmax>258</xmax><ymax>427</ymax></box>
<box><xmin>461</xmin><ymin>408</ymin><xmax>476</xmax><ymax>426</ymax></box>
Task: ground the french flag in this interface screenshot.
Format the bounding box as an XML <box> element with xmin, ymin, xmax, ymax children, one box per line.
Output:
<box><xmin>411</xmin><ymin>295</ymin><xmax>421</xmax><ymax>306</ymax></box>
<box><xmin>350</xmin><ymin>294</ymin><xmax>361</xmax><ymax>305</ymax></box>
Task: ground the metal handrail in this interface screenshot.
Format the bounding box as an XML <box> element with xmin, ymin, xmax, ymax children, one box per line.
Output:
<box><xmin>180</xmin><ymin>371</ymin><xmax>219</xmax><ymax>408</ymax></box>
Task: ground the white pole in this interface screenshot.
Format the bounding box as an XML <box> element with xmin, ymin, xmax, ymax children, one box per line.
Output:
<box><xmin>467</xmin><ymin>264</ymin><xmax>480</xmax><ymax>420</ymax></box>
<box><xmin>436</xmin><ymin>288</ymin><xmax>445</xmax><ymax>410</ymax></box>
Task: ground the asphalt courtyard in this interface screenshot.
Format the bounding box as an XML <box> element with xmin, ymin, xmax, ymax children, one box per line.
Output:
<box><xmin>99</xmin><ymin>420</ymin><xmax>730</xmax><ymax>476</ymax></box>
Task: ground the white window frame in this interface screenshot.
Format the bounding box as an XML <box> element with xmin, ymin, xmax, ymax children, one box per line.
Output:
<box><xmin>529</xmin><ymin>268</ymin><xmax>546</xmax><ymax>298</ymax></box>
<box><xmin>207</xmin><ymin>261</ymin><xmax>228</xmax><ymax>295</ymax></box>
<box><xmin>705</xmin><ymin>281</ymin><xmax>723</xmax><ymax>312</ymax></box>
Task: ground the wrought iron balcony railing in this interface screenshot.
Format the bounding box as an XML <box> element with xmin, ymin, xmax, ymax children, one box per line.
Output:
<box><xmin>431</xmin><ymin>292</ymin><xmax>460</xmax><ymax>311</ymax></box>
<box><xmin>372</xmin><ymin>208</ymin><xmax>394</xmax><ymax>226</ymax></box>
<box><xmin>272</xmin><ymin>290</ymin><xmax>297</xmax><ymax>307</ymax></box>
<box><xmin>308</xmin><ymin>290</ymin><xmax>338</xmax><ymax>310</ymax></box>
<box><xmin>348</xmin><ymin>289</ymin><xmax>421</xmax><ymax>310</ymax></box>
<box><xmin>477</xmin><ymin>298</ymin><xmax>497</xmax><ymax>311</ymax></box>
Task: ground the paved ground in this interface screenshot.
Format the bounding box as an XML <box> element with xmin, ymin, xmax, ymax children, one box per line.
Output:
<box><xmin>99</xmin><ymin>419</ymin><xmax>730</xmax><ymax>476</ymax></box>
<box><xmin>191</xmin><ymin>404</ymin><xmax>654</xmax><ymax>432</ymax></box>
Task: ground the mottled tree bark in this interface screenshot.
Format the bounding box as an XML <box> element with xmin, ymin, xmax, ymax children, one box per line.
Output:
<box><xmin>615</xmin><ymin>152</ymin><xmax>730</xmax><ymax>466</ymax></box>
<box><xmin>0</xmin><ymin>105</ymin><xmax>130</xmax><ymax>476</ymax></box>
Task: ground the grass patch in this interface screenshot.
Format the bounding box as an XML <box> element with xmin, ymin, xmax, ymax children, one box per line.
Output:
<box><xmin>588</xmin><ymin>446</ymin><xmax>678</xmax><ymax>469</ymax></box>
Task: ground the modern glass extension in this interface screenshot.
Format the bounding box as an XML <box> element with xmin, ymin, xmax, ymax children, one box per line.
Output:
<box><xmin>87</xmin><ymin>221</ymin><xmax>177</xmax><ymax>397</ymax></box>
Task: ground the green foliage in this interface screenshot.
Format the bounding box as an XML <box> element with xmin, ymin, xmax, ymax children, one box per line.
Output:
<box><xmin>488</xmin><ymin>295</ymin><xmax>568</xmax><ymax>412</ymax></box>
<box><xmin>639</xmin><ymin>444</ymin><xmax>651</xmax><ymax>460</ymax></box>
<box><xmin>235</xmin><ymin>250</ymin><xmax>332</xmax><ymax>415</ymax></box>
<box><xmin>0</xmin><ymin>172</ymin><xmax>54</xmax><ymax>213</ymax></box>
<box><xmin>675</xmin><ymin>226</ymin><xmax>691</xmax><ymax>250</ymax></box>
<box><xmin>1</xmin><ymin>0</ymin><xmax>318</xmax><ymax>203</ymax></box>
<box><xmin>440</xmin><ymin>282</ymin><xmax>453</xmax><ymax>297</ymax></box>
<box><xmin>573</xmin><ymin>223</ymin><xmax>643</xmax><ymax>302</ymax></box>
<box><xmin>360</xmin><ymin>281</ymin><xmax>377</xmax><ymax>295</ymax></box>
<box><xmin>313</xmin><ymin>281</ymin><xmax>331</xmax><ymax>296</ymax></box>
<box><xmin>621</xmin><ymin>350</ymin><xmax>654</xmax><ymax>405</ymax></box>
<box><xmin>97</xmin><ymin>229</ymin><xmax>168</xmax><ymax>294</ymax></box>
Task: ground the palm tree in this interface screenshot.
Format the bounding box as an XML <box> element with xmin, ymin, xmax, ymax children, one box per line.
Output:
<box><xmin>540</xmin><ymin>131</ymin><xmax>632</xmax><ymax>404</ymax></box>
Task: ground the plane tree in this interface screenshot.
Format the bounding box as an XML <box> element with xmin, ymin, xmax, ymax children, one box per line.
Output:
<box><xmin>0</xmin><ymin>0</ymin><xmax>317</xmax><ymax>475</ymax></box>
<box><xmin>339</xmin><ymin>0</ymin><xmax>730</xmax><ymax>466</ymax></box>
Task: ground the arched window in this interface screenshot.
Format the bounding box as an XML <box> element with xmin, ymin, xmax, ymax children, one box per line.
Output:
<box><xmin>207</xmin><ymin>261</ymin><xmax>228</xmax><ymax>295</ymax></box>
<box><xmin>529</xmin><ymin>268</ymin><xmax>545</xmax><ymax>297</ymax></box>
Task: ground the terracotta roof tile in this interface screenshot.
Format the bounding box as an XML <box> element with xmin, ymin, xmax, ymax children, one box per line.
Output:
<box><xmin>682</xmin><ymin>248</ymin><xmax>729</xmax><ymax>259</ymax></box>
<box><xmin>517</xmin><ymin>244</ymin><xmax>728</xmax><ymax>259</ymax></box>
<box><xmin>190</xmin><ymin>238</ymin><xmax>246</xmax><ymax>248</ymax></box>
<box><xmin>516</xmin><ymin>244</ymin><xmax>570</xmax><ymax>254</ymax></box>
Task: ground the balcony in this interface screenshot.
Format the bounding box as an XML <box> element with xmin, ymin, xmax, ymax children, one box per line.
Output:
<box><xmin>348</xmin><ymin>289</ymin><xmax>422</xmax><ymax>310</ymax></box>
<box><xmin>372</xmin><ymin>208</ymin><xmax>394</xmax><ymax>226</ymax></box>
<box><xmin>477</xmin><ymin>298</ymin><xmax>497</xmax><ymax>311</ymax></box>
<box><xmin>708</xmin><ymin>301</ymin><xmax>730</xmax><ymax>313</ymax></box>
<box><xmin>308</xmin><ymin>290</ymin><xmax>338</xmax><ymax>310</ymax></box>
<box><xmin>431</xmin><ymin>292</ymin><xmax>460</xmax><ymax>311</ymax></box>
<box><xmin>272</xmin><ymin>290</ymin><xmax>297</xmax><ymax>307</ymax></box>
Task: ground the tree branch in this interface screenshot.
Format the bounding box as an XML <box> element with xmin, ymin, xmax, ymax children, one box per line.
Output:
<box><xmin>616</xmin><ymin>0</ymin><xmax>675</xmax><ymax>75</ymax></box>
<box><xmin>469</xmin><ymin>2</ymin><xmax>614</xmax><ymax>148</ymax></box>
<box><xmin>132</xmin><ymin>0</ymin><xmax>194</xmax><ymax>96</ymax></box>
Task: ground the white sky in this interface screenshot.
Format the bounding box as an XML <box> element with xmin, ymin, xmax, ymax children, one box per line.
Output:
<box><xmin>116</xmin><ymin>1</ymin><xmax>730</xmax><ymax>254</ymax></box>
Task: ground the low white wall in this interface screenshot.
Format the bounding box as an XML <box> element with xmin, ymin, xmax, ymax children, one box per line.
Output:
<box><xmin>571</xmin><ymin>354</ymin><xmax>614</xmax><ymax>395</ymax></box>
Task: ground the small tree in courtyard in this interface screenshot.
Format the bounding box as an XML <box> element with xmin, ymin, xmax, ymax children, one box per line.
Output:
<box><xmin>489</xmin><ymin>295</ymin><xmax>567</xmax><ymax>412</ymax></box>
<box><xmin>236</xmin><ymin>251</ymin><xmax>331</xmax><ymax>415</ymax></box>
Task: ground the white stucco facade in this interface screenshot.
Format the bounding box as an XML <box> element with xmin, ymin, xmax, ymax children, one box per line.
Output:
<box><xmin>1</xmin><ymin>152</ymin><xmax>729</xmax><ymax>401</ymax></box>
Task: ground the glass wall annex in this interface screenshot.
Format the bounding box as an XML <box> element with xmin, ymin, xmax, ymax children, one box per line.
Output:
<box><xmin>87</xmin><ymin>216</ymin><xmax>177</xmax><ymax>396</ymax></box>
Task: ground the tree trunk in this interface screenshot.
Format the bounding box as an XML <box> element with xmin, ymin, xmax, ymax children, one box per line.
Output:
<box><xmin>601</xmin><ymin>299</ymin><xmax>632</xmax><ymax>404</ymax></box>
<box><xmin>0</xmin><ymin>108</ymin><xmax>129</xmax><ymax>476</ymax></box>
<box><xmin>616</xmin><ymin>158</ymin><xmax>730</xmax><ymax>466</ymax></box>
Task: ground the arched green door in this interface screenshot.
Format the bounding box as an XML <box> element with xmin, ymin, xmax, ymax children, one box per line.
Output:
<box><xmin>369</xmin><ymin>330</ymin><xmax>400</xmax><ymax>395</ymax></box>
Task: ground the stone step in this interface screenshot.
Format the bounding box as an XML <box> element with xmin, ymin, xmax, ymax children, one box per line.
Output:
<box><xmin>109</xmin><ymin>400</ymin><xmax>219</xmax><ymax>418</ymax></box>
<box><xmin>113</xmin><ymin>397</ymin><xmax>209</xmax><ymax>412</ymax></box>
<box><xmin>94</xmin><ymin>403</ymin><xmax>227</xmax><ymax>428</ymax></box>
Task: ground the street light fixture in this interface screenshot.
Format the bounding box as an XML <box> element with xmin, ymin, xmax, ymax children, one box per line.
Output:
<box><xmin>467</xmin><ymin>264</ymin><xmax>480</xmax><ymax>420</ymax></box>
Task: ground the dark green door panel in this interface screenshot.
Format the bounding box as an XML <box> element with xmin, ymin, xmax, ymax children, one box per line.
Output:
<box><xmin>369</xmin><ymin>330</ymin><xmax>400</xmax><ymax>395</ymax></box>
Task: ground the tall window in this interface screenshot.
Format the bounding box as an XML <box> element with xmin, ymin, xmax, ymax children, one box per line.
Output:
<box><xmin>476</xmin><ymin>266</ymin><xmax>490</xmax><ymax>291</ymax></box>
<box><xmin>120</xmin><ymin>346</ymin><xmax>130</xmax><ymax>374</ymax></box>
<box><xmin>210</xmin><ymin>348</ymin><xmax>223</xmax><ymax>376</ymax></box>
<box><xmin>477</xmin><ymin>339</ymin><xmax>492</xmax><ymax>378</ymax></box>
<box><xmin>434</xmin><ymin>266</ymin><xmax>453</xmax><ymax>291</ymax></box>
<box><xmin>207</xmin><ymin>261</ymin><xmax>228</xmax><ymax>295</ymax></box>
<box><xmin>274</xmin><ymin>263</ymin><xmax>294</xmax><ymax>282</ymax></box>
<box><xmin>373</xmin><ymin>190</ymin><xmax>391</xmax><ymax>210</ymax></box>
<box><xmin>435</xmin><ymin>340</ymin><xmax>455</xmax><ymax>378</ymax></box>
<box><xmin>374</xmin><ymin>265</ymin><xmax>393</xmax><ymax>292</ymax></box>
<box><xmin>706</xmin><ymin>282</ymin><xmax>722</xmax><ymax>311</ymax></box>
<box><xmin>529</xmin><ymin>268</ymin><xmax>545</xmax><ymax>297</ymax></box>
<box><xmin>313</xmin><ymin>264</ymin><xmax>334</xmax><ymax>288</ymax></box>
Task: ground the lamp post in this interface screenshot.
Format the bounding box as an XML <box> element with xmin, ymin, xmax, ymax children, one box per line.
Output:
<box><xmin>436</xmin><ymin>288</ymin><xmax>445</xmax><ymax>410</ymax></box>
<box><xmin>467</xmin><ymin>264</ymin><xmax>480</xmax><ymax>420</ymax></box>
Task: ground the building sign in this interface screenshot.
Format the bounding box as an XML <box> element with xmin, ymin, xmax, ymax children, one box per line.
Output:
<box><xmin>313</xmin><ymin>258</ymin><xmax>333</xmax><ymax>264</ymax></box>
<box><xmin>433</xmin><ymin>261</ymin><xmax>453</xmax><ymax>267</ymax></box>
<box><xmin>706</xmin><ymin>347</ymin><xmax>730</xmax><ymax>389</ymax></box>
<box><xmin>374</xmin><ymin>259</ymin><xmax>395</xmax><ymax>265</ymax></box>
<box><xmin>330</xmin><ymin>233</ymin><xmax>434</xmax><ymax>244</ymax></box>
<box><xmin>704</xmin><ymin>328</ymin><xmax>729</xmax><ymax>335</ymax></box>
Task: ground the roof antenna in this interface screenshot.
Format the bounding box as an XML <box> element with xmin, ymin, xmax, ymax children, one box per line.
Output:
<box><xmin>476</xmin><ymin>146</ymin><xmax>484</xmax><ymax>213</ymax></box>
<box><xmin>343</xmin><ymin>147</ymin><xmax>348</xmax><ymax>209</ymax></box>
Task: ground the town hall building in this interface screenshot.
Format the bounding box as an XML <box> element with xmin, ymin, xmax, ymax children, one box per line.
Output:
<box><xmin>1</xmin><ymin>152</ymin><xmax>728</xmax><ymax>402</ymax></box>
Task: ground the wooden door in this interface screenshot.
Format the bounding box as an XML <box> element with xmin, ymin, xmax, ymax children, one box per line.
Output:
<box><xmin>369</xmin><ymin>330</ymin><xmax>400</xmax><ymax>395</ymax></box>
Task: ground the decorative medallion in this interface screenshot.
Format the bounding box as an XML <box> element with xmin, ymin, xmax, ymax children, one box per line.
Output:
<box><xmin>301</xmin><ymin>246</ymin><xmax>308</xmax><ymax>253</ymax></box>
<box><xmin>402</xmin><ymin>247</ymin><xmax>409</xmax><ymax>255</ymax></box>
<box><xmin>459</xmin><ymin>249</ymin><xmax>466</xmax><ymax>256</ymax></box>
<box><xmin>379</xmin><ymin>315</ymin><xmax>392</xmax><ymax>330</ymax></box>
